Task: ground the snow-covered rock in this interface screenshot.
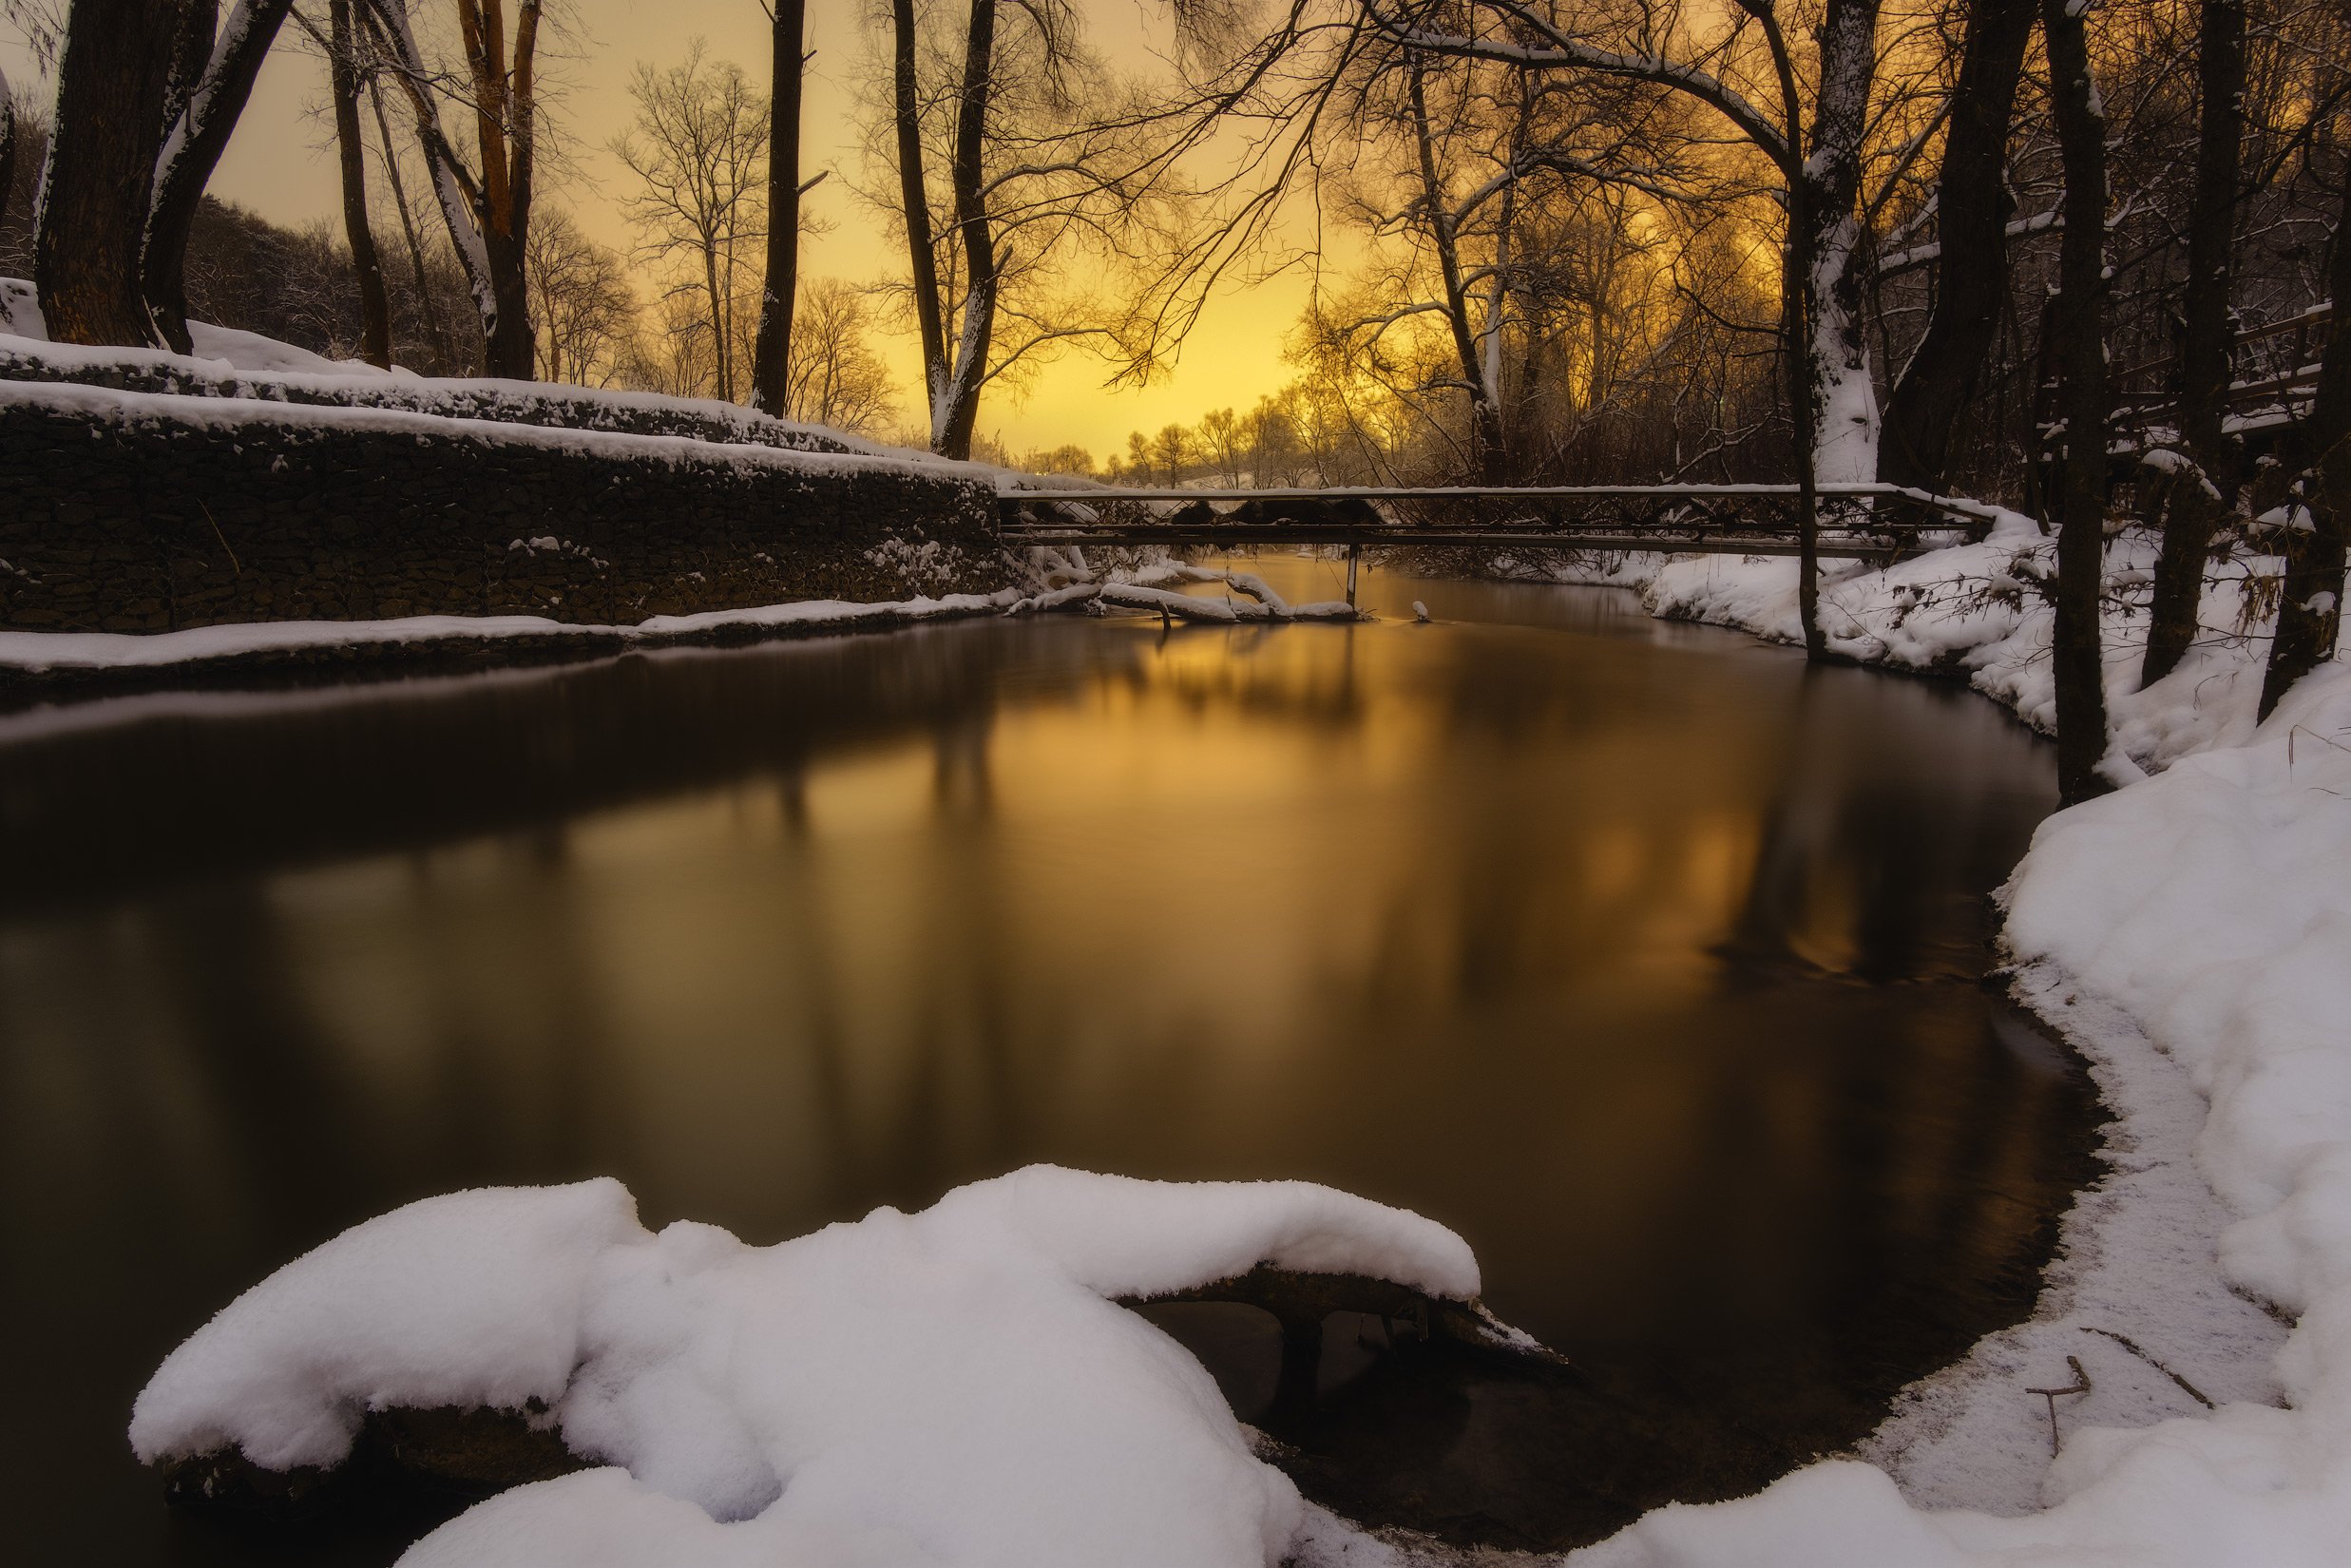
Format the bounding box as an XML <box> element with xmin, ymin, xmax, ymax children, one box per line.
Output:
<box><xmin>134</xmin><ymin>1166</ymin><xmax>1488</xmax><ymax>1567</ymax></box>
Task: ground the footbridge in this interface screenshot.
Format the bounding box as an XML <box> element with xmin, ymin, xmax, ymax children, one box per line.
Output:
<box><xmin>1000</xmin><ymin>483</ymin><xmax>1998</xmax><ymax>563</ymax></box>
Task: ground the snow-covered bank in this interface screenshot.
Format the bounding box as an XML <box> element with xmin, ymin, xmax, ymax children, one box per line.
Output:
<box><xmin>0</xmin><ymin>593</ymin><xmax>1025</xmax><ymax>680</ymax></box>
<box><xmin>133</xmin><ymin>1169</ymin><xmax>1493</xmax><ymax>1568</ymax></box>
<box><xmin>0</xmin><ymin>557</ymin><xmax>1360</xmax><ymax>684</ymax></box>
<box><xmin>1396</xmin><ymin>535</ymin><xmax>2351</xmax><ymax>1568</ymax></box>
<box><xmin>1520</xmin><ymin>516</ymin><xmax>2298</xmax><ymax>775</ymax></box>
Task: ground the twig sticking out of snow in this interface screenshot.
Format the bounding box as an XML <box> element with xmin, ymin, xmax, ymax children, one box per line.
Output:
<box><xmin>2024</xmin><ymin>1356</ymin><xmax>2093</xmax><ymax>1457</ymax></box>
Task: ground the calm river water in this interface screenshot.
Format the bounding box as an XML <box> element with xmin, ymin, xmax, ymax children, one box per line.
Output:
<box><xmin>0</xmin><ymin>561</ymin><xmax>2092</xmax><ymax>1560</ymax></box>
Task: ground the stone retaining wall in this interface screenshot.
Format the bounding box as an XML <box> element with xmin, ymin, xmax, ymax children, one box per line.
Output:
<box><xmin>0</xmin><ymin>386</ymin><xmax>1006</xmax><ymax>635</ymax></box>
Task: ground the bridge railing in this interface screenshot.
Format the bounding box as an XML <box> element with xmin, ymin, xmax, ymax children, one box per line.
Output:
<box><xmin>995</xmin><ymin>484</ymin><xmax>1999</xmax><ymax>561</ymax></box>
<box><xmin>2109</xmin><ymin>303</ymin><xmax>2331</xmax><ymax>438</ymax></box>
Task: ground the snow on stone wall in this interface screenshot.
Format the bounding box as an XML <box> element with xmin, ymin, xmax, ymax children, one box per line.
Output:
<box><xmin>0</xmin><ymin>377</ymin><xmax>1003</xmax><ymax>637</ymax></box>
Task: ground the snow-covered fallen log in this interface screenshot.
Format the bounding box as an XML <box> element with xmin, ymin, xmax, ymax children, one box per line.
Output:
<box><xmin>130</xmin><ymin>1167</ymin><xmax>1551</xmax><ymax>1566</ymax></box>
<box><xmin>1103</xmin><ymin>583</ymin><xmax>1249</xmax><ymax>621</ymax></box>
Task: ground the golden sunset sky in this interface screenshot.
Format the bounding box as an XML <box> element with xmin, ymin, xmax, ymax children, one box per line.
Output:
<box><xmin>3</xmin><ymin>1</ymin><xmax>1319</xmax><ymax>457</ymax></box>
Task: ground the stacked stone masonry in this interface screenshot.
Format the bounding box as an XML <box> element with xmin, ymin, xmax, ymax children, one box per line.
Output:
<box><xmin>0</xmin><ymin>393</ymin><xmax>1004</xmax><ymax>635</ymax></box>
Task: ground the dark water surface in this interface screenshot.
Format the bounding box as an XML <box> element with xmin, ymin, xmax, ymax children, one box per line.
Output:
<box><xmin>0</xmin><ymin>562</ymin><xmax>2092</xmax><ymax>1560</ymax></box>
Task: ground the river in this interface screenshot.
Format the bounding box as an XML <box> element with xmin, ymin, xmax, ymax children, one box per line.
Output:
<box><xmin>0</xmin><ymin>558</ymin><xmax>2093</xmax><ymax>1560</ymax></box>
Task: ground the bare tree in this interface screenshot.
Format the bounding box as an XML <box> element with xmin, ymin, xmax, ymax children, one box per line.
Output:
<box><xmin>144</xmin><ymin>2</ymin><xmax>297</xmax><ymax>352</ymax></box>
<box><xmin>363</xmin><ymin>0</ymin><xmax>542</xmax><ymax>378</ymax></box>
<box><xmin>1375</xmin><ymin>0</ymin><xmax>1930</xmax><ymax>655</ymax></box>
<box><xmin>1197</xmin><ymin>406</ymin><xmax>1244</xmax><ymax>483</ymax></box>
<box><xmin>784</xmin><ymin>275</ymin><xmax>894</xmax><ymax>431</ymax></box>
<box><xmin>34</xmin><ymin>0</ymin><xmax>191</xmax><ymax>346</ymax></box>
<box><xmin>526</xmin><ymin>205</ymin><xmax>636</xmax><ymax>385</ymax></box>
<box><xmin>2041</xmin><ymin>0</ymin><xmax>2114</xmax><ymax>803</ymax></box>
<box><xmin>1877</xmin><ymin>0</ymin><xmax>2036</xmax><ymax>491</ymax></box>
<box><xmin>750</xmin><ymin>0</ymin><xmax>807</xmax><ymax>416</ymax></box>
<box><xmin>0</xmin><ymin>60</ymin><xmax>15</xmax><ymax>234</ymax></box>
<box><xmin>365</xmin><ymin>63</ymin><xmax>453</xmax><ymax>369</ymax></box>
<box><xmin>613</xmin><ymin>39</ymin><xmax>767</xmax><ymax>402</ymax></box>
<box><xmin>317</xmin><ymin>0</ymin><xmax>392</xmax><ymax>367</ymax></box>
<box><xmin>2259</xmin><ymin>152</ymin><xmax>2351</xmax><ymax>717</ymax></box>
<box><xmin>867</xmin><ymin>0</ymin><xmax>1205</xmax><ymax>459</ymax></box>
<box><xmin>2140</xmin><ymin>0</ymin><xmax>2248</xmax><ymax>685</ymax></box>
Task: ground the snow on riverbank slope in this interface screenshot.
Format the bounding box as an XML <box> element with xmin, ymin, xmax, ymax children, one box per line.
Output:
<box><xmin>1524</xmin><ymin>517</ymin><xmax>2304</xmax><ymax>774</ymax></box>
<box><xmin>133</xmin><ymin>1168</ymin><xmax>1481</xmax><ymax>1568</ymax></box>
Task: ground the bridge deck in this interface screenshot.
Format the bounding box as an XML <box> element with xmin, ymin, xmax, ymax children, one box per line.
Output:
<box><xmin>997</xmin><ymin>484</ymin><xmax>1997</xmax><ymax>558</ymax></box>
<box><xmin>1006</xmin><ymin>527</ymin><xmax>1909</xmax><ymax>558</ymax></box>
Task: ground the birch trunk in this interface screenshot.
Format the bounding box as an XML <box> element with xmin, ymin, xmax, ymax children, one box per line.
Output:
<box><xmin>1801</xmin><ymin>0</ymin><xmax>1883</xmax><ymax>489</ymax></box>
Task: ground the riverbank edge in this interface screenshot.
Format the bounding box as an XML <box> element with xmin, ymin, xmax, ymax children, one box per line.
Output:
<box><xmin>0</xmin><ymin>590</ymin><xmax>1032</xmax><ymax>695</ymax></box>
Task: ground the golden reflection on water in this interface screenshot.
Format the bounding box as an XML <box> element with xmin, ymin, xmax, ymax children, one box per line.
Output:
<box><xmin>0</xmin><ymin>569</ymin><xmax>2081</xmax><ymax>1560</ymax></box>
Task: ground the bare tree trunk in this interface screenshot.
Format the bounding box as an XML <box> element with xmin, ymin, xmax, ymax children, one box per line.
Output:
<box><xmin>36</xmin><ymin>0</ymin><xmax>190</xmax><ymax>348</ymax></box>
<box><xmin>2041</xmin><ymin>0</ymin><xmax>2114</xmax><ymax>804</ymax></box>
<box><xmin>0</xmin><ymin>62</ymin><xmax>15</xmax><ymax>235</ymax></box>
<box><xmin>328</xmin><ymin>0</ymin><xmax>391</xmax><ymax>368</ymax></box>
<box><xmin>458</xmin><ymin>0</ymin><xmax>537</xmax><ymax>379</ymax></box>
<box><xmin>1407</xmin><ymin>56</ymin><xmax>1508</xmax><ymax>483</ymax></box>
<box><xmin>2258</xmin><ymin>173</ymin><xmax>2351</xmax><ymax>717</ymax></box>
<box><xmin>2142</xmin><ymin>0</ymin><xmax>2246</xmax><ymax>686</ymax></box>
<box><xmin>367</xmin><ymin>0</ymin><xmax>536</xmax><ymax>377</ymax></box>
<box><xmin>892</xmin><ymin>0</ymin><xmax>950</xmax><ymax>447</ymax></box>
<box><xmin>367</xmin><ymin>71</ymin><xmax>451</xmax><ymax>372</ymax></box>
<box><xmin>1877</xmin><ymin>0</ymin><xmax>2035</xmax><ymax>490</ymax></box>
<box><xmin>701</xmin><ymin>241</ymin><xmax>732</xmax><ymax>401</ymax></box>
<box><xmin>145</xmin><ymin>1</ymin><xmax>296</xmax><ymax>353</ymax></box>
<box><xmin>938</xmin><ymin>0</ymin><xmax>1000</xmax><ymax>461</ymax></box>
<box><xmin>1785</xmin><ymin>208</ymin><xmax>1826</xmax><ymax>660</ymax></box>
<box><xmin>1800</xmin><ymin>0</ymin><xmax>1883</xmax><ymax>490</ymax></box>
<box><xmin>751</xmin><ymin>0</ymin><xmax>805</xmax><ymax>417</ymax></box>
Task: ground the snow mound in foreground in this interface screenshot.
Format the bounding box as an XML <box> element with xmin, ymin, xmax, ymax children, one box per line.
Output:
<box><xmin>131</xmin><ymin>1166</ymin><xmax>1481</xmax><ymax>1567</ymax></box>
